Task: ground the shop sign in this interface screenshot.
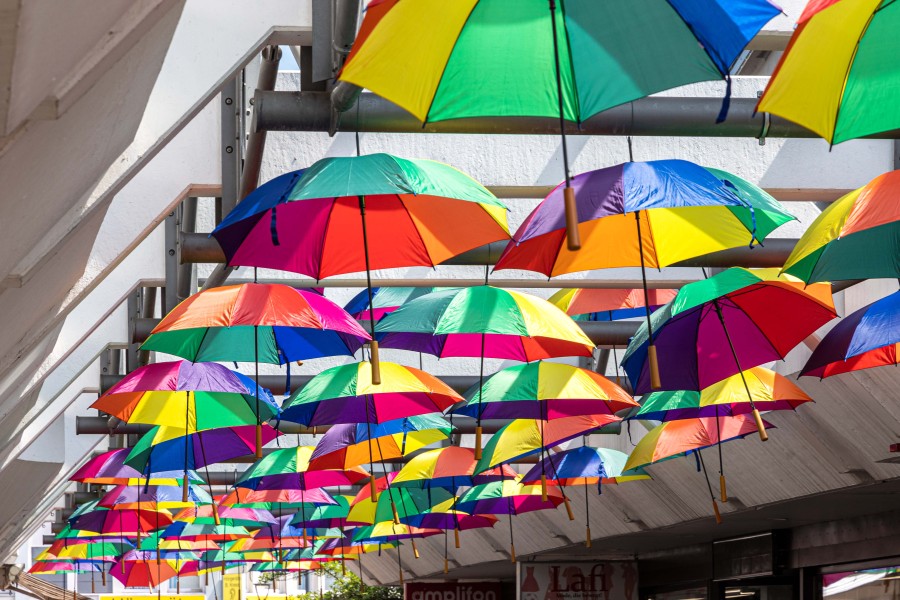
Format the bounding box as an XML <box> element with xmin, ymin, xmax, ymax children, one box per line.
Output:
<box><xmin>517</xmin><ymin>561</ymin><xmax>638</xmax><ymax>600</ymax></box>
<box><xmin>406</xmin><ymin>581</ymin><xmax>503</xmax><ymax>600</ymax></box>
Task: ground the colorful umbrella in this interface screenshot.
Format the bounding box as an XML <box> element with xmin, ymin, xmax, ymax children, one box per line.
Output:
<box><xmin>495</xmin><ymin>161</ymin><xmax>794</xmax><ymax>388</ymax></box>
<box><xmin>635</xmin><ymin>367</ymin><xmax>812</xmax><ymax>421</ymax></box>
<box><xmin>340</xmin><ymin>0</ymin><xmax>779</xmax><ymax>248</ymax></box>
<box><xmin>455</xmin><ymin>478</ymin><xmax>565</xmax><ymax>562</ymax></box>
<box><xmin>522</xmin><ymin>446</ymin><xmax>649</xmax><ymax>488</ymax></box>
<box><xmin>125</xmin><ymin>424</ymin><xmax>281</xmax><ymax>473</ymax></box>
<box><xmin>624</xmin><ymin>414</ymin><xmax>774</xmax><ymax>520</ymax></box>
<box><xmin>757</xmin><ymin>0</ymin><xmax>900</xmax><ymax>144</ymax></box>
<box><xmin>92</xmin><ymin>360</ymin><xmax>280</xmax><ymax>427</ymax></box>
<box><xmin>142</xmin><ymin>283</ymin><xmax>369</xmax><ymax>363</ymax></box>
<box><xmin>70</xmin><ymin>449</ymin><xmax>203</xmax><ymax>486</ymax></box>
<box><xmin>281</xmin><ymin>361</ymin><xmax>461</xmax><ymax>426</ymax></box>
<box><xmin>69</xmin><ymin>507</ymin><xmax>172</xmax><ymax>537</ymax></box>
<box><xmin>111</xmin><ymin>551</ymin><xmax>183</xmax><ymax>588</ymax></box>
<box><xmin>173</xmin><ymin>504</ymin><xmax>275</xmax><ymax>527</ymax></box>
<box><xmin>453</xmin><ymin>361</ymin><xmax>637</xmax><ymax>421</ymax></box>
<box><xmin>308</xmin><ymin>414</ymin><xmax>452</xmax><ymax>470</ymax></box>
<box><xmin>622</xmin><ymin>268</ymin><xmax>835</xmax><ymax>418</ymax></box>
<box><xmin>344</xmin><ymin>287</ymin><xmax>443</xmax><ymax>322</ymax></box>
<box><xmin>521</xmin><ymin>445</ymin><xmax>648</xmax><ymax>546</ymax></box>
<box><xmin>160</xmin><ymin>522</ymin><xmax>253</xmax><ymax>542</ymax></box>
<box><xmin>141</xmin><ymin>283</ymin><xmax>369</xmax><ymax>456</ymax></box>
<box><xmin>802</xmin><ymin>290</ymin><xmax>900</xmax><ymax>378</ymax></box>
<box><xmin>220</xmin><ymin>487</ymin><xmax>336</xmax><ymax>511</ymax></box>
<box><xmin>391</xmin><ymin>446</ymin><xmax>517</xmax><ymax>490</ymax></box>
<box><xmin>210</xmin><ymin>154</ymin><xmax>510</xmax><ymax>383</ymax></box>
<box><xmin>781</xmin><ymin>170</ymin><xmax>900</xmax><ymax>283</ymax></box>
<box><xmin>288</xmin><ymin>495</ymin><xmax>359</xmax><ymax>528</ymax></box>
<box><xmin>549</xmin><ymin>288</ymin><xmax>679</xmax><ymax>322</ymax></box>
<box><xmin>99</xmin><ymin>483</ymin><xmax>213</xmax><ymax>511</ymax></box>
<box><xmin>236</xmin><ymin>446</ymin><xmax>369</xmax><ymax>491</ymax></box>
<box><xmin>376</xmin><ymin>287</ymin><xmax>595</xmax><ymax>361</ymax></box>
<box><xmin>474</xmin><ymin>414</ymin><xmax>620</xmax><ymax>474</ymax></box>
<box><xmin>376</xmin><ymin>286</ymin><xmax>595</xmax><ymax>455</ymax></box>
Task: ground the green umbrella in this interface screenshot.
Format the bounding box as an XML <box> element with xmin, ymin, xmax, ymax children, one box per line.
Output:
<box><xmin>340</xmin><ymin>0</ymin><xmax>780</xmax><ymax>248</ymax></box>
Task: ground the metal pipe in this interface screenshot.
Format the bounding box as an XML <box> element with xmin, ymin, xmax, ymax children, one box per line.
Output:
<box><xmin>203</xmin><ymin>45</ymin><xmax>282</xmax><ymax>291</ymax></box>
<box><xmin>176</xmin><ymin>198</ymin><xmax>198</xmax><ymax>303</ymax></box>
<box><xmin>181</xmin><ymin>232</ymin><xmax>799</xmax><ymax>268</ymax></box>
<box><xmin>253</xmin><ymin>91</ymin><xmax>900</xmax><ymax>138</ymax></box>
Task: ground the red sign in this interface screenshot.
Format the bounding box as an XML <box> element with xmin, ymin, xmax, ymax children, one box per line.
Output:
<box><xmin>406</xmin><ymin>582</ymin><xmax>503</xmax><ymax>600</ymax></box>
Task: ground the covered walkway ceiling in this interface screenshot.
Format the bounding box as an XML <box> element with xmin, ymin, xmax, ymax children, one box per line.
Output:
<box><xmin>0</xmin><ymin>0</ymin><xmax>898</xmax><ymax>586</ymax></box>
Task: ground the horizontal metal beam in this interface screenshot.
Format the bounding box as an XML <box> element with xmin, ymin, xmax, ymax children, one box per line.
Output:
<box><xmin>180</xmin><ymin>232</ymin><xmax>799</xmax><ymax>269</ymax></box>
<box><xmin>130</xmin><ymin>316</ymin><xmax>640</xmax><ymax>346</ymax></box>
<box><xmin>78</xmin><ymin>416</ymin><xmax>537</xmax><ymax>437</ymax></box>
<box><xmin>254</xmin><ymin>90</ymin><xmax>900</xmax><ymax>139</ymax></box>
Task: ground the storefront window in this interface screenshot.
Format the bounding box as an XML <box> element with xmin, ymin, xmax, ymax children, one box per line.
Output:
<box><xmin>823</xmin><ymin>566</ymin><xmax>900</xmax><ymax>600</ymax></box>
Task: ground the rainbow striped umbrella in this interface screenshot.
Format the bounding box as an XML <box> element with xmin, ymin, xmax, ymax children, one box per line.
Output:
<box><xmin>521</xmin><ymin>446</ymin><xmax>648</xmax><ymax>547</ymax></box>
<box><xmin>376</xmin><ymin>287</ymin><xmax>595</xmax><ymax>361</ymax></box>
<box><xmin>71</xmin><ymin>449</ymin><xmax>203</xmax><ymax>486</ymax></box>
<box><xmin>549</xmin><ymin>288</ymin><xmax>678</xmax><ymax>322</ymax></box>
<box><xmin>781</xmin><ymin>171</ymin><xmax>900</xmax><ymax>283</ymax></box>
<box><xmin>757</xmin><ymin>0</ymin><xmax>900</xmax><ymax>144</ymax></box>
<box><xmin>802</xmin><ymin>290</ymin><xmax>900</xmax><ymax>378</ymax></box>
<box><xmin>474</xmin><ymin>414</ymin><xmax>620</xmax><ymax>474</ymax></box>
<box><xmin>339</xmin><ymin>0</ymin><xmax>779</xmax><ymax>248</ymax></box>
<box><xmin>391</xmin><ymin>446</ymin><xmax>517</xmax><ymax>491</ymax></box>
<box><xmin>281</xmin><ymin>361</ymin><xmax>461</xmax><ymax>426</ymax></box>
<box><xmin>308</xmin><ymin>414</ymin><xmax>452</xmax><ymax>470</ymax></box>
<box><xmin>635</xmin><ymin>367</ymin><xmax>812</xmax><ymax>421</ymax></box>
<box><xmin>455</xmin><ymin>478</ymin><xmax>565</xmax><ymax>562</ymax></box>
<box><xmin>236</xmin><ymin>446</ymin><xmax>369</xmax><ymax>491</ymax></box>
<box><xmin>454</xmin><ymin>361</ymin><xmax>637</xmax><ymax>421</ymax></box>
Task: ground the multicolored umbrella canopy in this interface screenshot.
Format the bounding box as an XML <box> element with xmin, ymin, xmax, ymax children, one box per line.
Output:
<box><xmin>220</xmin><ymin>487</ymin><xmax>336</xmax><ymax>511</ymax></box>
<box><xmin>211</xmin><ymin>154</ymin><xmax>509</xmax><ymax>279</ymax></box>
<box><xmin>455</xmin><ymin>479</ymin><xmax>564</xmax><ymax>516</ymax></box>
<box><xmin>521</xmin><ymin>447</ymin><xmax>650</xmax><ymax>487</ymax></box>
<box><xmin>141</xmin><ymin>283</ymin><xmax>370</xmax><ymax>363</ymax></box>
<box><xmin>92</xmin><ymin>360</ymin><xmax>280</xmax><ymax>426</ymax></box>
<box><xmin>781</xmin><ymin>170</ymin><xmax>900</xmax><ymax>283</ymax></box>
<box><xmin>454</xmin><ymin>361</ymin><xmax>637</xmax><ymax>421</ymax></box>
<box><xmin>281</xmin><ymin>361</ymin><xmax>461</xmax><ymax>426</ymax></box>
<box><xmin>308</xmin><ymin>414</ymin><xmax>452</xmax><ymax>470</ymax></box>
<box><xmin>802</xmin><ymin>290</ymin><xmax>900</xmax><ymax>378</ymax></box>
<box><xmin>111</xmin><ymin>551</ymin><xmax>184</xmax><ymax>587</ymax></box>
<box><xmin>757</xmin><ymin>0</ymin><xmax>900</xmax><ymax>144</ymax></box>
<box><xmin>549</xmin><ymin>288</ymin><xmax>678</xmax><ymax>322</ymax></box>
<box><xmin>70</xmin><ymin>449</ymin><xmax>203</xmax><ymax>486</ymax></box>
<box><xmin>344</xmin><ymin>287</ymin><xmax>443</xmax><ymax>322</ymax></box>
<box><xmin>340</xmin><ymin>1</ymin><xmax>778</xmax><ymax>125</ymax></box>
<box><xmin>622</xmin><ymin>268</ymin><xmax>836</xmax><ymax>394</ymax></box>
<box><xmin>69</xmin><ymin>507</ymin><xmax>172</xmax><ymax>536</ymax></box>
<box><xmin>623</xmin><ymin>415</ymin><xmax>775</xmax><ymax>471</ymax></box>
<box><xmin>391</xmin><ymin>446</ymin><xmax>517</xmax><ymax>490</ymax></box>
<box><xmin>125</xmin><ymin>424</ymin><xmax>281</xmax><ymax>472</ymax></box>
<box><xmin>494</xmin><ymin>161</ymin><xmax>795</xmax><ymax>277</ymax></box>
<box><xmin>99</xmin><ymin>483</ymin><xmax>212</xmax><ymax>511</ymax></box>
<box><xmin>376</xmin><ymin>286</ymin><xmax>595</xmax><ymax>360</ymax></box>
<box><xmin>160</xmin><ymin>522</ymin><xmax>252</xmax><ymax>542</ymax></box>
<box><xmin>288</xmin><ymin>495</ymin><xmax>359</xmax><ymax>528</ymax></box>
<box><xmin>474</xmin><ymin>414</ymin><xmax>621</xmax><ymax>473</ymax></box>
<box><xmin>635</xmin><ymin>367</ymin><xmax>812</xmax><ymax>421</ymax></box>
<box><xmin>236</xmin><ymin>446</ymin><xmax>369</xmax><ymax>491</ymax></box>
<box><xmin>173</xmin><ymin>504</ymin><xmax>275</xmax><ymax>527</ymax></box>
<box><xmin>352</xmin><ymin>522</ymin><xmax>441</xmax><ymax>544</ymax></box>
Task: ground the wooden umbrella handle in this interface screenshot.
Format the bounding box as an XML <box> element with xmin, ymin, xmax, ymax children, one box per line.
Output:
<box><xmin>564</xmin><ymin>187</ymin><xmax>581</xmax><ymax>251</ymax></box>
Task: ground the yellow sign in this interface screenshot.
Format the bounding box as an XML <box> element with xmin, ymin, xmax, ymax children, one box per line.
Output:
<box><xmin>224</xmin><ymin>573</ymin><xmax>242</xmax><ymax>600</ymax></box>
<box><xmin>101</xmin><ymin>596</ymin><xmax>204</xmax><ymax>600</ymax></box>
